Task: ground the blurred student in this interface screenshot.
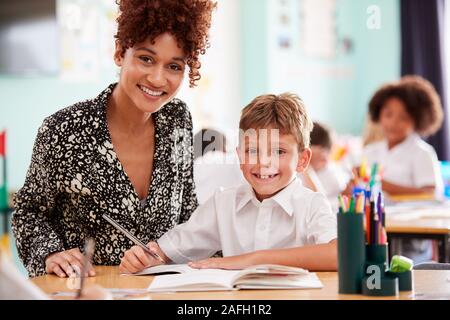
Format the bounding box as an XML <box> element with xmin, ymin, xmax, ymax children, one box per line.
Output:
<box><xmin>119</xmin><ymin>93</ymin><xmax>337</xmax><ymax>273</ymax></box>
<box><xmin>362</xmin><ymin>116</ymin><xmax>384</xmax><ymax>146</ymax></box>
<box><xmin>302</xmin><ymin>122</ymin><xmax>350</xmax><ymax>211</ymax></box>
<box><xmin>363</xmin><ymin>75</ymin><xmax>444</xmax><ymax>263</ymax></box>
<box><xmin>364</xmin><ymin>75</ymin><xmax>444</xmax><ymax>198</ymax></box>
<box><xmin>193</xmin><ymin>128</ymin><xmax>245</xmax><ymax>204</ymax></box>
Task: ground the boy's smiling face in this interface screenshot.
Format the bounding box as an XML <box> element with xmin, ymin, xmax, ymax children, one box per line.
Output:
<box><xmin>238</xmin><ymin>128</ymin><xmax>311</xmax><ymax>201</ymax></box>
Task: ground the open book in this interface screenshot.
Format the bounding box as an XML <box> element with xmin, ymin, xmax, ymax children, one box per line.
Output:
<box><xmin>139</xmin><ymin>264</ymin><xmax>323</xmax><ymax>292</ymax></box>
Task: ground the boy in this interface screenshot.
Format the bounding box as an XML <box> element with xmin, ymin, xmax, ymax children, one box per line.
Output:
<box><xmin>302</xmin><ymin>122</ymin><xmax>350</xmax><ymax>212</ymax></box>
<box><xmin>119</xmin><ymin>93</ymin><xmax>337</xmax><ymax>273</ymax></box>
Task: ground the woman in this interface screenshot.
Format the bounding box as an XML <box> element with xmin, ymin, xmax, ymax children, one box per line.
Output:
<box><xmin>12</xmin><ymin>0</ymin><xmax>216</xmax><ymax>278</ymax></box>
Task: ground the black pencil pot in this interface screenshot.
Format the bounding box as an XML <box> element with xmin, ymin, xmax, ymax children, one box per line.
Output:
<box><xmin>365</xmin><ymin>244</ymin><xmax>389</xmax><ymax>272</ymax></box>
<box><xmin>362</xmin><ymin>244</ymin><xmax>398</xmax><ymax>296</ymax></box>
<box><xmin>386</xmin><ymin>270</ymin><xmax>413</xmax><ymax>291</ymax></box>
<box><xmin>337</xmin><ymin>213</ymin><xmax>366</xmax><ymax>294</ymax></box>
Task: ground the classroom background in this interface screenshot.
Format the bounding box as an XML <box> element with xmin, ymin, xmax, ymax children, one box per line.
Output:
<box><xmin>1</xmin><ymin>0</ymin><xmax>450</xmax><ymax>274</ymax></box>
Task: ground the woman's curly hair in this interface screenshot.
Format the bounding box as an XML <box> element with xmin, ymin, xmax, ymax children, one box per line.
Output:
<box><xmin>115</xmin><ymin>0</ymin><xmax>216</xmax><ymax>87</ymax></box>
<box><xmin>368</xmin><ymin>75</ymin><xmax>444</xmax><ymax>137</ymax></box>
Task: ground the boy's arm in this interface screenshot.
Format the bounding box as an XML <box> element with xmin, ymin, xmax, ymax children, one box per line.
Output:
<box><xmin>189</xmin><ymin>240</ymin><xmax>337</xmax><ymax>271</ymax></box>
<box><xmin>120</xmin><ymin>193</ymin><xmax>222</xmax><ymax>273</ymax></box>
<box><xmin>157</xmin><ymin>194</ymin><xmax>222</xmax><ymax>264</ymax></box>
<box><xmin>190</xmin><ymin>192</ymin><xmax>337</xmax><ymax>271</ymax></box>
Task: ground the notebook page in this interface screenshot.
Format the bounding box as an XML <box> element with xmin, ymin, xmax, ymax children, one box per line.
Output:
<box><xmin>234</xmin><ymin>273</ymin><xmax>324</xmax><ymax>289</ymax></box>
<box><xmin>125</xmin><ymin>264</ymin><xmax>195</xmax><ymax>276</ymax></box>
<box><xmin>148</xmin><ymin>269</ymin><xmax>242</xmax><ymax>292</ymax></box>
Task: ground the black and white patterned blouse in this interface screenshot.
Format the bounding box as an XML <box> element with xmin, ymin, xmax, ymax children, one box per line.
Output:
<box><xmin>12</xmin><ymin>83</ymin><xmax>198</xmax><ymax>277</ymax></box>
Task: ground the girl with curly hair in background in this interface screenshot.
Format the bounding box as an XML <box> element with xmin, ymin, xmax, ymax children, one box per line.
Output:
<box><xmin>12</xmin><ymin>0</ymin><xmax>216</xmax><ymax>278</ymax></box>
<box><xmin>364</xmin><ymin>75</ymin><xmax>444</xmax><ymax>197</ymax></box>
<box><xmin>363</xmin><ymin>75</ymin><xmax>444</xmax><ymax>264</ymax></box>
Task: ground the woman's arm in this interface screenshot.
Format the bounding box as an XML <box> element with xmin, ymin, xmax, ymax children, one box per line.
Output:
<box><xmin>189</xmin><ymin>240</ymin><xmax>337</xmax><ymax>271</ymax></box>
<box><xmin>12</xmin><ymin>119</ymin><xmax>65</xmax><ymax>277</ymax></box>
<box><xmin>11</xmin><ymin>118</ymin><xmax>92</xmax><ymax>278</ymax></box>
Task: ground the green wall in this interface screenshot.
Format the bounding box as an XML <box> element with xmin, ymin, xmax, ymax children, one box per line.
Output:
<box><xmin>241</xmin><ymin>0</ymin><xmax>268</xmax><ymax>105</ymax></box>
<box><xmin>241</xmin><ymin>0</ymin><xmax>401</xmax><ymax>135</ymax></box>
<box><xmin>351</xmin><ymin>0</ymin><xmax>401</xmax><ymax>134</ymax></box>
<box><xmin>0</xmin><ymin>76</ymin><xmax>115</xmax><ymax>190</ymax></box>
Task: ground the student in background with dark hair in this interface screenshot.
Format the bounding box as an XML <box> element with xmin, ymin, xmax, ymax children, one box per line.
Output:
<box><xmin>301</xmin><ymin>122</ymin><xmax>350</xmax><ymax>212</ymax></box>
<box><xmin>364</xmin><ymin>75</ymin><xmax>444</xmax><ymax>197</ymax></box>
<box><xmin>193</xmin><ymin>128</ymin><xmax>227</xmax><ymax>160</ymax></box>
<box><xmin>193</xmin><ymin>128</ymin><xmax>244</xmax><ymax>204</ymax></box>
<box><xmin>363</xmin><ymin>75</ymin><xmax>444</xmax><ymax>263</ymax></box>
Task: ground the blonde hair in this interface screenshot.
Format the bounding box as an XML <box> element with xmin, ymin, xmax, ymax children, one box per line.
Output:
<box><xmin>239</xmin><ymin>93</ymin><xmax>313</xmax><ymax>150</ymax></box>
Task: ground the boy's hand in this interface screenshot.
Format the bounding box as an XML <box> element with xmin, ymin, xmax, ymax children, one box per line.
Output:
<box><xmin>119</xmin><ymin>242</ymin><xmax>165</xmax><ymax>274</ymax></box>
<box><xmin>189</xmin><ymin>254</ymin><xmax>255</xmax><ymax>270</ymax></box>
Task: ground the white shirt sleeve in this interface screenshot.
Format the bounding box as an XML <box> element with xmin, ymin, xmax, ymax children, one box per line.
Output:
<box><xmin>305</xmin><ymin>193</ymin><xmax>337</xmax><ymax>245</ymax></box>
<box><xmin>157</xmin><ymin>193</ymin><xmax>222</xmax><ymax>263</ymax></box>
<box><xmin>412</xmin><ymin>147</ymin><xmax>441</xmax><ymax>188</ymax></box>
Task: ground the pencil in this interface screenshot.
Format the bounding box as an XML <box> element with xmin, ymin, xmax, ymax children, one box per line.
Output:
<box><xmin>369</xmin><ymin>192</ymin><xmax>375</xmax><ymax>244</ymax></box>
<box><xmin>102</xmin><ymin>214</ymin><xmax>165</xmax><ymax>263</ymax></box>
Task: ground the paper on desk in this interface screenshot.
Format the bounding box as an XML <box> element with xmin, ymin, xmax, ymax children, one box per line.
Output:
<box><xmin>385</xmin><ymin>202</ymin><xmax>450</xmax><ymax>220</ymax></box>
<box><xmin>51</xmin><ymin>288</ymin><xmax>149</xmax><ymax>299</ymax></box>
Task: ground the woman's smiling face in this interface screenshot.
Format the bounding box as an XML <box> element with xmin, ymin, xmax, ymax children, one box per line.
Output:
<box><xmin>114</xmin><ymin>32</ymin><xmax>187</xmax><ymax>114</ymax></box>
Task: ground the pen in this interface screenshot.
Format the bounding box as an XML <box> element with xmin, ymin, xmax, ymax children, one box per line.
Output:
<box><xmin>349</xmin><ymin>196</ymin><xmax>355</xmax><ymax>213</ymax></box>
<box><xmin>381</xmin><ymin>193</ymin><xmax>386</xmax><ymax>227</ymax></box>
<box><xmin>369</xmin><ymin>192</ymin><xmax>375</xmax><ymax>244</ymax></box>
<box><xmin>373</xmin><ymin>209</ymin><xmax>379</xmax><ymax>245</ymax></box>
<box><xmin>369</xmin><ymin>163</ymin><xmax>378</xmax><ymax>188</ymax></box>
<box><xmin>102</xmin><ymin>214</ymin><xmax>165</xmax><ymax>263</ymax></box>
<box><xmin>376</xmin><ymin>192</ymin><xmax>383</xmax><ymax>228</ymax></box>
<box><xmin>76</xmin><ymin>238</ymin><xmax>95</xmax><ymax>299</ymax></box>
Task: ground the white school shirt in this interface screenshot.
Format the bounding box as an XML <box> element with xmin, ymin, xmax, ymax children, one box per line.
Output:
<box><xmin>158</xmin><ymin>178</ymin><xmax>337</xmax><ymax>263</ymax></box>
<box><xmin>363</xmin><ymin>134</ymin><xmax>443</xmax><ymax>195</ymax></box>
<box><xmin>315</xmin><ymin>163</ymin><xmax>350</xmax><ymax>198</ymax></box>
<box><xmin>302</xmin><ymin>164</ymin><xmax>350</xmax><ymax>213</ymax></box>
<box><xmin>193</xmin><ymin>151</ymin><xmax>246</xmax><ymax>204</ymax></box>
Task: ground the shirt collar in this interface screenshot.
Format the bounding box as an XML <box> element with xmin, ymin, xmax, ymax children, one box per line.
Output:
<box><xmin>384</xmin><ymin>133</ymin><xmax>419</xmax><ymax>152</ymax></box>
<box><xmin>236</xmin><ymin>178</ymin><xmax>299</xmax><ymax>216</ymax></box>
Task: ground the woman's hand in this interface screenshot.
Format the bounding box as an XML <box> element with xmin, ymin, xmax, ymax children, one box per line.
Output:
<box><xmin>45</xmin><ymin>248</ymin><xmax>95</xmax><ymax>278</ymax></box>
<box><xmin>189</xmin><ymin>254</ymin><xmax>256</xmax><ymax>270</ymax></box>
<box><xmin>119</xmin><ymin>242</ymin><xmax>166</xmax><ymax>274</ymax></box>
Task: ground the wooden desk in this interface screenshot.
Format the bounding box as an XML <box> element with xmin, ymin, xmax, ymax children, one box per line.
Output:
<box><xmin>30</xmin><ymin>266</ymin><xmax>450</xmax><ymax>300</ymax></box>
<box><xmin>386</xmin><ymin>212</ymin><xmax>450</xmax><ymax>262</ymax></box>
